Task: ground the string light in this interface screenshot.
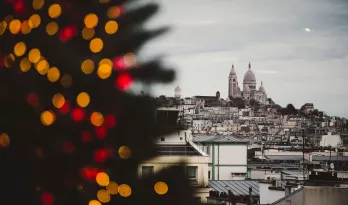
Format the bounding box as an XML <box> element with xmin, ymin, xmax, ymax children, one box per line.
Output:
<box><xmin>36</xmin><ymin>59</ymin><xmax>49</xmax><ymax>75</ymax></box>
<box><xmin>14</xmin><ymin>42</ymin><xmax>27</xmax><ymax>57</ymax></box>
<box><xmin>81</xmin><ymin>131</ymin><xmax>93</xmax><ymax>143</ymax></box>
<box><xmin>154</xmin><ymin>182</ymin><xmax>169</xmax><ymax>195</ymax></box>
<box><xmin>0</xmin><ymin>133</ymin><xmax>10</xmax><ymax>148</ymax></box>
<box><xmin>90</xmin><ymin>38</ymin><xmax>103</xmax><ymax>53</ymax></box>
<box><xmin>52</xmin><ymin>93</ymin><xmax>65</xmax><ymax>108</ymax></box>
<box><xmin>118</xmin><ymin>146</ymin><xmax>132</xmax><ymax>159</ymax></box>
<box><xmin>84</xmin><ymin>13</ymin><xmax>98</xmax><ymax>28</ymax></box>
<box><xmin>46</xmin><ymin>21</ymin><xmax>59</xmax><ymax>35</ymax></box>
<box><xmin>95</xmin><ymin>126</ymin><xmax>107</xmax><ymax>139</ymax></box>
<box><xmin>71</xmin><ymin>108</ymin><xmax>85</xmax><ymax>122</ymax></box>
<box><xmin>60</xmin><ymin>74</ymin><xmax>72</xmax><ymax>88</ymax></box>
<box><xmin>90</xmin><ymin>112</ymin><xmax>104</xmax><ymax>127</ymax></box>
<box><xmin>96</xmin><ymin>172</ymin><xmax>110</xmax><ymax>186</ymax></box>
<box><xmin>20</xmin><ymin>57</ymin><xmax>31</xmax><ymax>72</ymax></box>
<box><xmin>97</xmin><ymin>64</ymin><xmax>112</xmax><ymax>79</ymax></box>
<box><xmin>40</xmin><ymin>110</ymin><xmax>56</xmax><ymax>126</ymax></box>
<box><xmin>76</xmin><ymin>92</ymin><xmax>90</xmax><ymax>108</ymax></box>
<box><xmin>105</xmin><ymin>21</ymin><xmax>118</xmax><ymax>34</ymax></box>
<box><xmin>94</xmin><ymin>149</ymin><xmax>108</xmax><ymax>163</ymax></box>
<box><xmin>106</xmin><ymin>182</ymin><xmax>119</xmax><ymax>195</ymax></box>
<box><xmin>29</xmin><ymin>14</ymin><xmax>41</xmax><ymax>28</ymax></box>
<box><xmin>9</xmin><ymin>19</ymin><xmax>21</xmax><ymax>34</ymax></box>
<box><xmin>48</xmin><ymin>4</ymin><xmax>62</xmax><ymax>18</ymax></box>
<box><xmin>4</xmin><ymin>54</ymin><xmax>15</xmax><ymax>68</ymax></box>
<box><xmin>21</xmin><ymin>20</ymin><xmax>31</xmax><ymax>34</ymax></box>
<box><xmin>0</xmin><ymin>21</ymin><xmax>6</xmax><ymax>35</ymax></box>
<box><xmin>115</xmin><ymin>73</ymin><xmax>133</xmax><ymax>90</ymax></box>
<box><xmin>104</xmin><ymin>115</ymin><xmax>116</xmax><ymax>128</ymax></box>
<box><xmin>47</xmin><ymin>67</ymin><xmax>60</xmax><ymax>82</ymax></box>
<box><xmin>107</xmin><ymin>6</ymin><xmax>121</xmax><ymax>19</ymax></box>
<box><xmin>89</xmin><ymin>200</ymin><xmax>101</xmax><ymax>205</ymax></box>
<box><xmin>97</xmin><ymin>190</ymin><xmax>110</xmax><ymax>203</ymax></box>
<box><xmin>33</xmin><ymin>0</ymin><xmax>45</xmax><ymax>10</ymax></box>
<box><xmin>82</xmin><ymin>27</ymin><xmax>95</xmax><ymax>40</ymax></box>
<box><xmin>81</xmin><ymin>59</ymin><xmax>95</xmax><ymax>74</ymax></box>
<box><xmin>118</xmin><ymin>184</ymin><xmax>132</xmax><ymax>197</ymax></box>
<box><xmin>28</xmin><ymin>48</ymin><xmax>41</xmax><ymax>63</ymax></box>
<box><xmin>41</xmin><ymin>192</ymin><xmax>54</xmax><ymax>205</ymax></box>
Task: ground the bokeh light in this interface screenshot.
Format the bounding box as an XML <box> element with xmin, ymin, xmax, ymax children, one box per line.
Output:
<box><xmin>71</xmin><ymin>108</ymin><xmax>85</xmax><ymax>122</ymax></box>
<box><xmin>33</xmin><ymin>0</ymin><xmax>45</xmax><ymax>10</ymax></box>
<box><xmin>29</xmin><ymin>14</ymin><xmax>41</xmax><ymax>28</ymax></box>
<box><xmin>28</xmin><ymin>48</ymin><xmax>41</xmax><ymax>63</ymax></box>
<box><xmin>46</xmin><ymin>21</ymin><xmax>59</xmax><ymax>35</ymax></box>
<box><xmin>84</xmin><ymin>13</ymin><xmax>98</xmax><ymax>28</ymax></box>
<box><xmin>154</xmin><ymin>182</ymin><xmax>169</xmax><ymax>195</ymax></box>
<box><xmin>20</xmin><ymin>57</ymin><xmax>31</xmax><ymax>72</ymax></box>
<box><xmin>90</xmin><ymin>38</ymin><xmax>103</xmax><ymax>53</ymax></box>
<box><xmin>76</xmin><ymin>92</ymin><xmax>90</xmax><ymax>108</ymax></box>
<box><xmin>107</xmin><ymin>6</ymin><xmax>121</xmax><ymax>19</ymax></box>
<box><xmin>82</xmin><ymin>167</ymin><xmax>99</xmax><ymax>181</ymax></box>
<box><xmin>52</xmin><ymin>93</ymin><xmax>65</xmax><ymax>108</ymax></box>
<box><xmin>115</xmin><ymin>73</ymin><xmax>133</xmax><ymax>90</ymax></box>
<box><xmin>89</xmin><ymin>200</ymin><xmax>101</xmax><ymax>205</ymax></box>
<box><xmin>36</xmin><ymin>59</ymin><xmax>49</xmax><ymax>75</ymax></box>
<box><xmin>97</xmin><ymin>64</ymin><xmax>112</xmax><ymax>79</ymax></box>
<box><xmin>95</xmin><ymin>126</ymin><xmax>107</xmax><ymax>139</ymax></box>
<box><xmin>0</xmin><ymin>21</ymin><xmax>7</xmax><ymax>35</ymax></box>
<box><xmin>60</xmin><ymin>74</ymin><xmax>72</xmax><ymax>88</ymax></box>
<box><xmin>113</xmin><ymin>56</ymin><xmax>126</xmax><ymax>70</ymax></box>
<box><xmin>104</xmin><ymin>115</ymin><xmax>116</xmax><ymax>128</ymax></box>
<box><xmin>81</xmin><ymin>130</ymin><xmax>93</xmax><ymax>143</ymax></box>
<box><xmin>9</xmin><ymin>19</ymin><xmax>21</xmax><ymax>34</ymax></box>
<box><xmin>27</xmin><ymin>93</ymin><xmax>39</xmax><ymax>106</ymax></box>
<box><xmin>47</xmin><ymin>67</ymin><xmax>60</xmax><ymax>82</ymax></box>
<box><xmin>94</xmin><ymin>149</ymin><xmax>108</xmax><ymax>163</ymax></box>
<box><xmin>124</xmin><ymin>53</ymin><xmax>136</xmax><ymax>67</ymax></box>
<box><xmin>99</xmin><ymin>58</ymin><xmax>113</xmax><ymax>67</ymax></box>
<box><xmin>90</xmin><ymin>112</ymin><xmax>104</xmax><ymax>127</ymax></box>
<box><xmin>41</xmin><ymin>110</ymin><xmax>56</xmax><ymax>126</ymax></box>
<box><xmin>4</xmin><ymin>15</ymin><xmax>13</xmax><ymax>24</ymax></box>
<box><xmin>105</xmin><ymin>21</ymin><xmax>118</xmax><ymax>34</ymax></box>
<box><xmin>82</xmin><ymin>27</ymin><xmax>95</xmax><ymax>40</ymax></box>
<box><xmin>13</xmin><ymin>42</ymin><xmax>27</xmax><ymax>56</ymax></box>
<box><xmin>59</xmin><ymin>101</ymin><xmax>70</xmax><ymax>114</ymax></box>
<box><xmin>106</xmin><ymin>182</ymin><xmax>119</xmax><ymax>195</ymax></box>
<box><xmin>21</xmin><ymin>20</ymin><xmax>31</xmax><ymax>34</ymax></box>
<box><xmin>81</xmin><ymin>59</ymin><xmax>95</xmax><ymax>74</ymax></box>
<box><xmin>99</xmin><ymin>0</ymin><xmax>110</xmax><ymax>4</ymax></box>
<box><xmin>48</xmin><ymin>4</ymin><xmax>62</xmax><ymax>18</ymax></box>
<box><xmin>97</xmin><ymin>190</ymin><xmax>110</xmax><ymax>203</ymax></box>
<box><xmin>14</xmin><ymin>1</ymin><xmax>25</xmax><ymax>13</ymax></box>
<box><xmin>96</xmin><ymin>172</ymin><xmax>110</xmax><ymax>186</ymax></box>
<box><xmin>4</xmin><ymin>54</ymin><xmax>15</xmax><ymax>68</ymax></box>
<box><xmin>0</xmin><ymin>133</ymin><xmax>10</xmax><ymax>148</ymax></box>
<box><xmin>62</xmin><ymin>141</ymin><xmax>75</xmax><ymax>154</ymax></box>
<box><xmin>118</xmin><ymin>184</ymin><xmax>132</xmax><ymax>197</ymax></box>
<box><xmin>41</xmin><ymin>192</ymin><xmax>54</xmax><ymax>205</ymax></box>
<box><xmin>118</xmin><ymin>146</ymin><xmax>132</xmax><ymax>159</ymax></box>
<box><xmin>59</xmin><ymin>25</ymin><xmax>77</xmax><ymax>42</ymax></box>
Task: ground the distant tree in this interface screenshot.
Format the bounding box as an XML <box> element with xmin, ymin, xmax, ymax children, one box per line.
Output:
<box><xmin>286</xmin><ymin>104</ymin><xmax>297</xmax><ymax>115</ymax></box>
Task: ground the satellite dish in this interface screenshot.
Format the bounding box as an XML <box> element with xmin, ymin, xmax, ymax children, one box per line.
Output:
<box><xmin>330</xmin><ymin>163</ymin><xmax>334</xmax><ymax>169</ymax></box>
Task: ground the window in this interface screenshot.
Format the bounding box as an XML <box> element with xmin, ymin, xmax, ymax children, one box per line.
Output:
<box><xmin>142</xmin><ymin>166</ymin><xmax>154</xmax><ymax>177</ymax></box>
<box><xmin>208</xmin><ymin>171</ymin><xmax>211</xmax><ymax>179</ymax></box>
<box><xmin>161</xmin><ymin>137</ymin><xmax>165</xmax><ymax>141</ymax></box>
<box><xmin>180</xmin><ymin>137</ymin><xmax>183</xmax><ymax>140</ymax></box>
<box><xmin>187</xmin><ymin>166</ymin><xmax>197</xmax><ymax>182</ymax></box>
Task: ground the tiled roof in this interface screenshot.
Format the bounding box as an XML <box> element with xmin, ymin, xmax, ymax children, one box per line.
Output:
<box><xmin>208</xmin><ymin>180</ymin><xmax>259</xmax><ymax>197</ymax></box>
<box><xmin>192</xmin><ymin>134</ymin><xmax>249</xmax><ymax>143</ymax></box>
<box><xmin>312</xmin><ymin>156</ymin><xmax>348</xmax><ymax>161</ymax></box>
<box><xmin>265</xmin><ymin>155</ymin><xmax>302</xmax><ymax>161</ymax></box>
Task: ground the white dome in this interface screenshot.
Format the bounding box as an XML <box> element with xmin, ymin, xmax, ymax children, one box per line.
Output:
<box><xmin>174</xmin><ymin>86</ymin><xmax>181</xmax><ymax>98</ymax></box>
<box><xmin>243</xmin><ymin>84</ymin><xmax>250</xmax><ymax>93</ymax></box>
<box><xmin>243</xmin><ymin>63</ymin><xmax>256</xmax><ymax>83</ymax></box>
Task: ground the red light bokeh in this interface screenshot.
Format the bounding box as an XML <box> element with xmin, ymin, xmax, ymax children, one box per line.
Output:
<box><xmin>26</xmin><ymin>93</ymin><xmax>39</xmax><ymax>106</ymax></box>
<box><xmin>95</xmin><ymin>126</ymin><xmax>107</xmax><ymax>139</ymax></box>
<box><xmin>59</xmin><ymin>101</ymin><xmax>70</xmax><ymax>114</ymax></box>
<box><xmin>14</xmin><ymin>0</ymin><xmax>25</xmax><ymax>14</ymax></box>
<box><xmin>113</xmin><ymin>57</ymin><xmax>126</xmax><ymax>70</ymax></box>
<box><xmin>41</xmin><ymin>192</ymin><xmax>54</xmax><ymax>205</ymax></box>
<box><xmin>104</xmin><ymin>114</ymin><xmax>116</xmax><ymax>128</ymax></box>
<box><xmin>115</xmin><ymin>73</ymin><xmax>133</xmax><ymax>90</ymax></box>
<box><xmin>81</xmin><ymin>130</ymin><xmax>92</xmax><ymax>143</ymax></box>
<box><xmin>59</xmin><ymin>25</ymin><xmax>77</xmax><ymax>42</ymax></box>
<box><xmin>71</xmin><ymin>108</ymin><xmax>85</xmax><ymax>122</ymax></box>
<box><xmin>62</xmin><ymin>141</ymin><xmax>75</xmax><ymax>154</ymax></box>
<box><xmin>94</xmin><ymin>149</ymin><xmax>108</xmax><ymax>163</ymax></box>
<box><xmin>81</xmin><ymin>167</ymin><xmax>99</xmax><ymax>181</ymax></box>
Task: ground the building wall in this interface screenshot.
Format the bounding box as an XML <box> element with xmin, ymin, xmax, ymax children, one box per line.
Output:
<box><xmin>303</xmin><ymin>187</ymin><xmax>348</xmax><ymax>205</ymax></box>
<box><xmin>320</xmin><ymin>132</ymin><xmax>342</xmax><ymax>147</ymax></box>
<box><xmin>156</xmin><ymin>129</ymin><xmax>188</xmax><ymax>144</ymax></box>
<box><xmin>250</xmin><ymin>170</ymin><xmax>281</xmax><ymax>180</ymax></box>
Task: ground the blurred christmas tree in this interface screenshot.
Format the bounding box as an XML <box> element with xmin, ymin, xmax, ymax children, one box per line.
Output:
<box><xmin>0</xmin><ymin>0</ymin><xmax>201</xmax><ymax>205</ymax></box>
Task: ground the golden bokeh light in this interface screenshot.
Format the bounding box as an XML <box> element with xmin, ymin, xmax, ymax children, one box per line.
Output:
<box><xmin>107</xmin><ymin>6</ymin><xmax>121</xmax><ymax>19</ymax></box>
<box><xmin>33</xmin><ymin>0</ymin><xmax>45</xmax><ymax>10</ymax></box>
<box><xmin>29</xmin><ymin>14</ymin><xmax>41</xmax><ymax>28</ymax></box>
<box><xmin>97</xmin><ymin>190</ymin><xmax>110</xmax><ymax>203</ymax></box>
<box><xmin>82</xmin><ymin>27</ymin><xmax>95</xmax><ymax>40</ymax></box>
<box><xmin>60</xmin><ymin>74</ymin><xmax>72</xmax><ymax>88</ymax></box>
<box><xmin>99</xmin><ymin>58</ymin><xmax>113</xmax><ymax>67</ymax></box>
<box><xmin>14</xmin><ymin>42</ymin><xmax>27</xmax><ymax>57</ymax></box>
<box><xmin>118</xmin><ymin>146</ymin><xmax>132</xmax><ymax>159</ymax></box>
<box><xmin>118</xmin><ymin>184</ymin><xmax>131</xmax><ymax>197</ymax></box>
<box><xmin>105</xmin><ymin>21</ymin><xmax>118</xmax><ymax>34</ymax></box>
<box><xmin>97</xmin><ymin>64</ymin><xmax>112</xmax><ymax>79</ymax></box>
<box><xmin>90</xmin><ymin>112</ymin><xmax>104</xmax><ymax>127</ymax></box>
<box><xmin>0</xmin><ymin>133</ymin><xmax>10</xmax><ymax>148</ymax></box>
<box><xmin>4</xmin><ymin>15</ymin><xmax>14</xmax><ymax>24</ymax></box>
<box><xmin>124</xmin><ymin>52</ymin><xmax>136</xmax><ymax>67</ymax></box>
<box><xmin>76</xmin><ymin>92</ymin><xmax>90</xmax><ymax>108</ymax></box>
<box><xmin>21</xmin><ymin>20</ymin><xmax>32</xmax><ymax>34</ymax></box>
<box><xmin>29</xmin><ymin>48</ymin><xmax>41</xmax><ymax>63</ymax></box>
<box><xmin>46</xmin><ymin>21</ymin><xmax>59</xmax><ymax>35</ymax></box>
<box><xmin>81</xmin><ymin>59</ymin><xmax>95</xmax><ymax>74</ymax></box>
<box><xmin>0</xmin><ymin>21</ymin><xmax>7</xmax><ymax>35</ymax></box>
<box><xmin>36</xmin><ymin>59</ymin><xmax>49</xmax><ymax>75</ymax></box>
<box><xmin>41</xmin><ymin>111</ymin><xmax>56</xmax><ymax>126</ymax></box>
<box><xmin>9</xmin><ymin>19</ymin><xmax>21</xmax><ymax>34</ymax></box>
<box><xmin>52</xmin><ymin>93</ymin><xmax>65</xmax><ymax>108</ymax></box>
<box><xmin>48</xmin><ymin>4</ymin><xmax>62</xmax><ymax>18</ymax></box>
<box><xmin>20</xmin><ymin>58</ymin><xmax>31</xmax><ymax>72</ymax></box>
<box><xmin>84</xmin><ymin>13</ymin><xmax>98</xmax><ymax>28</ymax></box>
<box><xmin>106</xmin><ymin>182</ymin><xmax>119</xmax><ymax>195</ymax></box>
<box><xmin>89</xmin><ymin>200</ymin><xmax>101</xmax><ymax>205</ymax></box>
<box><xmin>154</xmin><ymin>182</ymin><xmax>169</xmax><ymax>195</ymax></box>
<box><xmin>96</xmin><ymin>172</ymin><xmax>110</xmax><ymax>186</ymax></box>
<box><xmin>4</xmin><ymin>54</ymin><xmax>15</xmax><ymax>68</ymax></box>
<box><xmin>47</xmin><ymin>67</ymin><xmax>60</xmax><ymax>82</ymax></box>
<box><xmin>90</xmin><ymin>38</ymin><xmax>103</xmax><ymax>53</ymax></box>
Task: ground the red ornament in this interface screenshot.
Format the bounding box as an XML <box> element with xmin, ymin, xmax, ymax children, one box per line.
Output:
<box><xmin>95</xmin><ymin>126</ymin><xmax>107</xmax><ymax>139</ymax></box>
<box><xmin>94</xmin><ymin>149</ymin><xmax>108</xmax><ymax>163</ymax></box>
<box><xmin>81</xmin><ymin>130</ymin><xmax>92</xmax><ymax>143</ymax></box>
<box><xmin>26</xmin><ymin>93</ymin><xmax>39</xmax><ymax>106</ymax></box>
<box><xmin>104</xmin><ymin>114</ymin><xmax>116</xmax><ymax>128</ymax></box>
<box><xmin>115</xmin><ymin>73</ymin><xmax>133</xmax><ymax>90</ymax></box>
<box><xmin>113</xmin><ymin>57</ymin><xmax>126</xmax><ymax>70</ymax></box>
<box><xmin>41</xmin><ymin>192</ymin><xmax>54</xmax><ymax>205</ymax></box>
<box><xmin>71</xmin><ymin>108</ymin><xmax>85</xmax><ymax>122</ymax></box>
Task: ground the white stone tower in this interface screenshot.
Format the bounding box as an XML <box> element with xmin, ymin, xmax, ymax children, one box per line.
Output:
<box><xmin>174</xmin><ymin>86</ymin><xmax>181</xmax><ymax>98</ymax></box>
<box><xmin>228</xmin><ymin>64</ymin><xmax>238</xmax><ymax>99</ymax></box>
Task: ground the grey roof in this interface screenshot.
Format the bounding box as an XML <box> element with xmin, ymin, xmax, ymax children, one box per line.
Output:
<box><xmin>312</xmin><ymin>156</ymin><xmax>348</xmax><ymax>161</ymax></box>
<box><xmin>265</xmin><ymin>155</ymin><xmax>302</xmax><ymax>161</ymax></box>
<box><xmin>192</xmin><ymin>134</ymin><xmax>249</xmax><ymax>144</ymax></box>
<box><xmin>281</xmin><ymin>170</ymin><xmax>308</xmax><ymax>177</ymax></box>
<box><xmin>157</xmin><ymin>144</ymin><xmax>202</xmax><ymax>156</ymax></box>
<box><xmin>208</xmin><ymin>180</ymin><xmax>259</xmax><ymax>197</ymax></box>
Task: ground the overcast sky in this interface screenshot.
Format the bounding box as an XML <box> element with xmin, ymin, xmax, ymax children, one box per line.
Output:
<box><xmin>136</xmin><ymin>0</ymin><xmax>348</xmax><ymax>118</ymax></box>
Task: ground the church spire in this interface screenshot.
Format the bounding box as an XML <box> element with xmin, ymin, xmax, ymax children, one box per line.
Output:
<box><xmin>248</xmin><ymin>62</ymin><xmax>251</xmax><ymax>70</ymax></box>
